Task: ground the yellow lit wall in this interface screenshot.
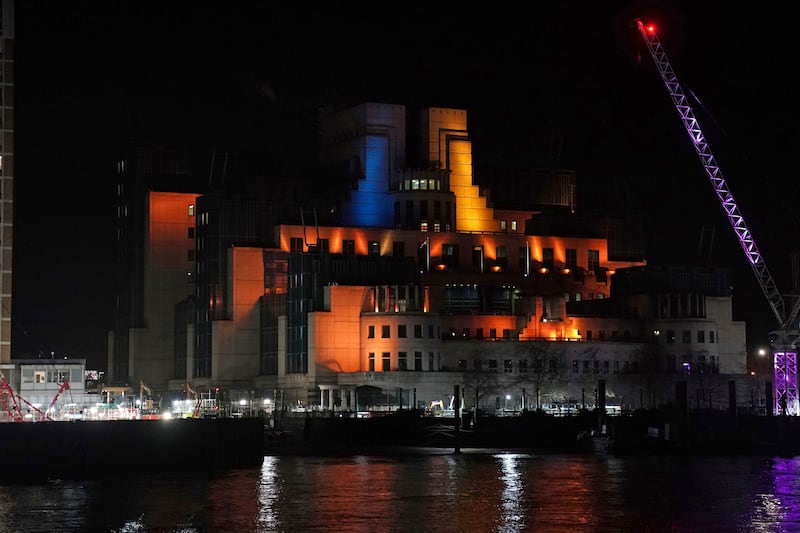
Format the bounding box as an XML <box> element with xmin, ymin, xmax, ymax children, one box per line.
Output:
<box><xmin>421</xmin><ymin>107</ymin><xmax>499</xmax><ymax>232</ymax></box>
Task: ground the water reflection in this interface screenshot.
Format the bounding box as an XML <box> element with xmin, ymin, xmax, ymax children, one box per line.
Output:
<box><xmin>5</xmin><ymin>451</ymin><xmax>800</xmax><ymax>531</ymax></box>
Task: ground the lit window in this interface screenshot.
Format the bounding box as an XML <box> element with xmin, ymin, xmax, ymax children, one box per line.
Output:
<box><xmin>188</xmin><ymin>204</ymin><xmax>195</xmax><ymax>216</ymax></box>
<box><xmin>500</xmin><ymin>220</ymin><xmax>507</xmax><ymax>231</ymax></box>
<box><xmin>511</xmin><ymin>220</ymin><xmax>518</xmax><ymax>231</ymax></box>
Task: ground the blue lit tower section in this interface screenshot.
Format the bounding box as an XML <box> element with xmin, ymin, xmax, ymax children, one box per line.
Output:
<box><xmin>316</xmin><ymin>103</ymin><xmax>406</xmax><ymax>228</ymax></box>
<box><xmin>636</xmin><ymin>19</ymin><xmax>799</xmax><ymax>415</ymax></box>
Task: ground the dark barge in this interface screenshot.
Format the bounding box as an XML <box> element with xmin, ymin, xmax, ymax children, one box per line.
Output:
<box><xmin>0</xmin><ymin>417</ymin><xmax>265</xmax><ymax>482</ymax></box>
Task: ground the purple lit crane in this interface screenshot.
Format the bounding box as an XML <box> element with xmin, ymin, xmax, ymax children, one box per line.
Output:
<box><xmin>635</xmin><ymin>19</ymin><xmax>800</xmax><ymax>416</ymax></box>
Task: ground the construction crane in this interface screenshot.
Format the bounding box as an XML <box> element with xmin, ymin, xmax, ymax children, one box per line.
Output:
<box><xmin>634</xmin><ymin>19</ymin><xmax>800</xmax><ymax>415</ymax></box>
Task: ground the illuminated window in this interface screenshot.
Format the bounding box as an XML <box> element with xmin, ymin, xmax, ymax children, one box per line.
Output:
<box><xmin>511</xmin><ymin>220</ymin><xmax>518</xmax><ymax>231</ymax></box>
<box><xmin>188</xmin><ymin>204</ymin><xmax>195</xmax><ymax>216</ymax></box>
<box><xmin>500</xmin><ymin>220</ymin><xmax>507</xmax><ymax>231</ymax></box>
<box><xmin>420</xmin><ymin>221</ymin><xmax>428</xmax><ymax>232</ymax></box>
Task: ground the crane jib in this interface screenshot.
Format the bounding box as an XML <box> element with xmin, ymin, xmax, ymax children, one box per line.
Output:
<box><xmin>634</xmin><ymin>18</ymin><xmax>800</xmax><ymax>415</ymax></box>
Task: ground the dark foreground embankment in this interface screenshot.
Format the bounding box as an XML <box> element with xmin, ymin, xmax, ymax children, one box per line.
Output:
<box><xmin>0</xmin><ymin>417</ymin><xmax>265</xmax><ymax>481</ymax></box>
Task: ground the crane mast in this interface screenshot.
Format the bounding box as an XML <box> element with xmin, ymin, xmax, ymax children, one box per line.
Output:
<box><xmin>635</xmin><ymin>19</ymin><xmax>800</xmax><ymax>415</ymax></box>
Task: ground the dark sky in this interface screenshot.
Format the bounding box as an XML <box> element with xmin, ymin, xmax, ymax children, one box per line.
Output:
<box><xmin>10</xmin><ymin>1</ymin><xmax>800</xmax><ymax>369</ymax></box>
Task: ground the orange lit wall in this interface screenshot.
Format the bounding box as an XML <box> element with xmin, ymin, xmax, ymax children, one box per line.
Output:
<box><xmin>212</xmin><ymin>246</ymin><xmax>264</xmax><ymax>380</ymax></box>
<box><xmin>310</xmin><ymin>286</ymin><xmax>365</xmax><ymax>373</ymax></box>
<box><xmin>135</xmin><ymin>191</ymin><xmax>198</xmax><ymax>387</ymax></box>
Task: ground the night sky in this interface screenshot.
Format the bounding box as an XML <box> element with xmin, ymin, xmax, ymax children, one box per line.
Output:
<box><xmin>10</xmin><ymin>1</ymin><xmax>800</xmax><ymax>370</ymax></box>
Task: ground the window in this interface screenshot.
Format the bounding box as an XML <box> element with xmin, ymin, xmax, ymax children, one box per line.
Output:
<box><xmin>710</xmin><ymin>331</ymin><xmax>716</xmax><ymax>343</ymax></box>
<box><xmin>496</xmin><ymin>245</ymin><xmax>507</xmax><ymax>266</ymax></box>
<box><xmin>35</xmin><ymin>370</ymin><xmax>46</xmax><ymax>384</ymax></box>
<box><xmin>188</xmin><ymin>204</ymin><xmax>195</xmax><ymax>216</ymax></box>
<box><xmin>476</xmin><ymin>328</ymin><xmax>484</xmax><ymax>340</ymax></box>
<box><xmin>398</xmin><ymin>325</ymin><xmax>407</xmax><ymax>338</ymax></box>
<box><xmin>458</xmin><ymin>359</ymin><xmax>468</xmax><ymax>370</ymax></box>
<box><xmin>382</xmin><ymin>352</ymin><xmax>390</xmax><ymax>371</ymax></box>
<box><xmin>542</xmin><ymin>247</ymin><xmax>554</xmax><ymax>267</ymax></box>
<box><xmin>368</xmin><ymin>325</ymin><xmax>375</xmax><ymax>339</ymax></box>
<box><xmin>489</xmin><ymin>328</ymin><xmax>497</xmax><ymax>339</ymax></box>
<box><xmin>187</xmin><ymin>249</ymin><xmax>195</xmax><ymax>261</ymax></box>
<box><xmin>500</xmin><ymin>220</ymin><xmax>507</xmax><ymax>231</ymax></box>
<box><xmin>429</xmin><ymin>352</ymin><xmax>435</xmax><ymax>370</ymax></box>
<box><xmin>392</xmin><ymin>241</ymin><xmax>405</xmax><ymax>257</ymax></box>
<box><xmin>572</xmin><ymin>360</ymin><xmax>579</xmax><ymax>374</ymax></box>
<box><xmin>398</xmin><ymin>352</ymin><xmax>407</xmax><ymax>371</ymax></box>
<box><xmin>368</xmin><ymin>241</ymin><xmax>380</xmax><ymax>256</ymax></box>
<box><xmin>442</xmin><ymin>243</ymin><xmax>459</xmax><ymax>267</ymax></box>
<box><xmin>682</xmin><ymin>330</ymin><xmax>691</xmax><ymax>343</ymax></box>
<box><xmin>511</xmin><ymin>220</ymin><xmax>518</xmax><ymax>231</ymax></box>
<box><xmin>697</xmin><ymin>330</ymin><xmax>705</xmax><ymax>343</ymax></box>
<box><xmin>582</xmin><ymin>361</ymin><xmax>589</xmax><ymax>374</ymax></box>
<box><xmin>414</xmin><ymin>324</ymin><xmax>422</xmax><ymax>338</ymax></box>
<box><xmin>428</xmin><ymin>325</ymin><xmax>435</xmax><ymax>339</ymax></box>
<box><xmin>504</xmin><ymin>359</ymin><xmax>513</xmax><ymax>373</ymax></box>
<box><xmin>473</xmin><ymin>360</ymin><xmax>483</xmax><ymax>371</ymax></box>
<box><xmin>415</xmin><ymin>352</ymin><xmax>423</xmax><ymax>371</ymax></box>
<box><xmin>519</xmin><ymin>359</ymin><xmax>528</xmax><ymax>373</ymax></box>
<box><xmin>381</xmin><ymin>325</ymin><xmax>390</xmax><ymax>338</ymax></box>
<box><xmin>488</xmin><ymin>359</ymin><xmax>498</xmax><ymax>373</ymax></box>
<box><xmin>666</xmin><ymin>330</ymin><xmax>676</xmax><ymax>343</ymax></box>
<box><xmin>565</xmin><ymin>248</ymin><xmax>577</xmax><ymax>268</ymax></box>
<box><xmin>290</xmin><ymin>237</ymin><xmax>303</xmax><ymax>252</ymax></box>
<box><xmin>343</xmin><ymin>239</ymin><xmax>355</xmax><ymax>254</ymax></box>
<box><xmin>188</xmin><ymin>227</ymin><xmax>195</xmax><ymax>239</ymax></box>
<box><xmin>588</xmin><ymin>249</ymin><xmax>600</xmax><ymax>271</ymax></box>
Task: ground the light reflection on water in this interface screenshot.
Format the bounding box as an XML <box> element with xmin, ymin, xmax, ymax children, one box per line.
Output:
<box><xmin>1</xmin><ymin>450</ymin><xmax>800</xmax><ymax>532</ymax></box>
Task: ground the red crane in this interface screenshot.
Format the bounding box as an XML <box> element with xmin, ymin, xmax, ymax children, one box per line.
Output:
<box><xmin>634</xmin><ymin>19</ymin><xmax>800</xmax><ymax>415</ymax></box>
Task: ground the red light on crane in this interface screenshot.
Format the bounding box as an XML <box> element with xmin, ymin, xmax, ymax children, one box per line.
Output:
<box><xmin>646</xmin><ymin>24</ymin><xmax>656</xmax><ymax>34</ymax></box>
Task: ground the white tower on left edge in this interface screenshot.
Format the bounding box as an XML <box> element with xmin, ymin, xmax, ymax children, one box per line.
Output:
<box><xmin>0</xmin><ymin>0</ymin><xmax>13</xmax><ymax>364</ymax></box>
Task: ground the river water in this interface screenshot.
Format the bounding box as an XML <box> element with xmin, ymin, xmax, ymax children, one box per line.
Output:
<box><xmin>1</xmin><ymin>448</ymin><xmax>799</xmax><ymax>532</ymax></box>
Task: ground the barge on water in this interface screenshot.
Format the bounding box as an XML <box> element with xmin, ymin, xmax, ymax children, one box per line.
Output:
<box><xmin>0</xmin><ymin>417</ymin><xmax>266</xmax><ymax>482</ymax></box>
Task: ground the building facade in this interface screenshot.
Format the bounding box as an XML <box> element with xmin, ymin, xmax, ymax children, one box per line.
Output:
<box><xmin>109</xmin><ymin>102</ymin><xmax>752</xmax><ymax>414</ymax></box>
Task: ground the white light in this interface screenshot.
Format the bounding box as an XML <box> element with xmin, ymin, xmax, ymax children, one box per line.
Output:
<box><xmin>505</xmin><ymin>395</ymin><xmax>511</xmax><ymax>400</ymax></box>
<box><xmin>239</xmin><ymin>398</ymin><xmax>247</xmax><ymax>406</ymax></box>
<box><xmin>264</xmin><ymin>399</ymin><xmax>272</xmax><ymax>405</ymax></box>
